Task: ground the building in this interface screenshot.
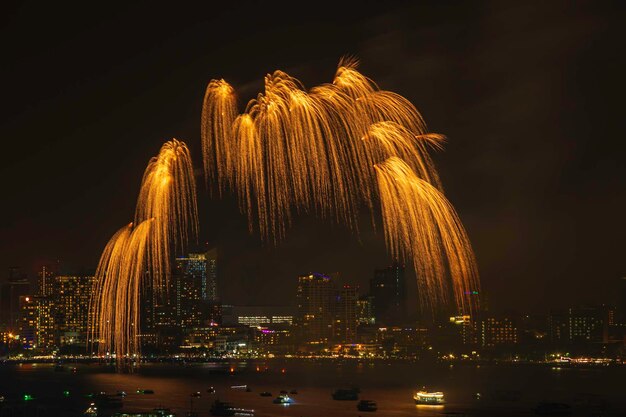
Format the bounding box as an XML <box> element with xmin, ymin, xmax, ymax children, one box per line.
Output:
<box><xmin>253</xmin><ymin>324</ymin><xmax>292</xmax><ymax>352</ymax></box>
<box><xmin>227</xmin><ymin>305</ymin><xmax>294</xmax><ymax>327</ymax></box>
<box><xmin>334</xmin><ymin>285</ymin><xmax>358</xmax><ymax>343</ymax></box>
<box><xmin>175</xmin><ymin>250</ymin><xmax>222</xmax><ymax>329</ymax></box>
<box><xmin>450</xmin><ymin>314</ymin><xmax>477</xmax><ymax>346</ymax></box>
<box><xmin>38</xmin><ymin>265</ymin><xmax>55</xmax><ymax>297</ymax></box>
<box><xmin>0</xmin><ymin>278</ymin><xmax>31</xmax><ymax>331</ymax></box>
<box><xmin>568</xmin><ymin>306</ymin><xmax>609</xmax><ymax>344</ymax></box>
<box><xmin>52</xmin><ymin>275</ymin><xmax>95</xmax><ymax>346</ymax></box>
<box><xmin>18</xmin><ymin>296</ymin><xmax>38</xmax><ymax>349</ymax></box>
<box><xmin>369</xmin><ymin>262</ymin><xmax>407</xmax><ymax>325</ymax></box>
<box><xmin>479</xmin><ymin>314</ymin><xmax>519</xmax><ymax>347</ymax></box>
<box><xmin>296</xmin><ymin>273</ymin><xmax>335</xmax><ymax>345</ymax></box>
<box><xmin>549</xmin><ymin>306</ymin><xmax>610</xmax><ymax>345</ymax></box>
<box><xmin>357</xmin><ymin>295</ymin><xmax>375</xmax><ymax>325</ymax></box>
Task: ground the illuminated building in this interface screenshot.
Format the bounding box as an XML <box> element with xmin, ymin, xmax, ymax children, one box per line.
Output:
<box><xmin>296</xmin><ymin>273</ymin><xmax>335</xmax><ymax>344</ymax></box>
<box><xmin>369</xmin><ymin>262</ymin><xmax>406</xmax><ymax>325</ymax></box>
<box><xmin>38</xmin><ymin>265</ymin><xmax>56</xmax><ymax>297</ymax></box>
<box><xmin>175</xmin><ymin>250</ymin><xmax>222</xmax><ymax>329</ymax></box>
<box><xmin>449</xmin><ymin>315</ymin><xmax>477</xmax><ymax>345</ymax></box>
<box><xmin>182</xmin><ymin>325</ymin><xmax>220</xmax><ymax>349</ymax></box>
<box><xmin>357</xmin><ymin>295</ymin><xmax>376</xmax><ymax>325</ymax></box>
<box><xmin>377</xmin><ymin>326</ymin><xmax>429</xmax><ymax>356</ymax></box>
<box><xmin>254</xmin><ymin>324</ymin><xmax>292</xmax><ymax>351</ymax></box>
<box><xmin>479</xmin><ymin>314</ymin><xmax>519</xmax><ymax>347</ymax></box>
<box><xmin>334</xmin><ymin>285</ymin><xmax>358</xmax><ymax>343</ymax></box>
<box><xmin>549</xmin><ymin>306</ymin><xmax>610</xmax><ymax>345</ymax></box>
<box><xmin>52</xmin><ymin>275</ymin><xmax>95</xmax><ymax>346</ymax></box>
<box><xmin>568</xmin><ymin>306</ymin><xmax>609</xmax><ymax>344</ymax></box>
<box><xmin>19</xmin><ymin>296</ymin><xmax>37</xmax><ymax>349</ymax></box>
<box><xmin>176</xmin><ymin>249</ymin><xmax>218</xmax><ymax>302</ymax></box>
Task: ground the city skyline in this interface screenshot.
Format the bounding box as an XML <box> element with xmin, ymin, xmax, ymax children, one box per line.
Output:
<box><xmin>1</xmin><ymin>2</ymin><xmax>625</xmax><ymax>316</ymax></box>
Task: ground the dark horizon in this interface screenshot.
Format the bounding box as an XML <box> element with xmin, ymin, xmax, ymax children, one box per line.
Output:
<box><xmin>1</xmin><ymin>2</ymin><xmax>625</xmax><ymax>315</ymax></box>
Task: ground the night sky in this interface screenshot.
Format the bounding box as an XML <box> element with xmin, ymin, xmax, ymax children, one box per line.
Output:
<box><xmin>1</xmin><ymin>1</ymin><xmax>625</xmax><ymax>314</ymax></box>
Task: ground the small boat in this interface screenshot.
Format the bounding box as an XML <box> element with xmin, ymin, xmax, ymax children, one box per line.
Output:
<box><xmin>137</xmin><ymin>388</ymin><xmax>155</xmax><ymax>394</ymax></box>
<box><xmin>357</xmin><ymin>400</ymin><xmax>377</xmax><ymax>411</ymax></box>
<box><xmin>112</xmin><ymin>408</ymin><xmax>175</xmax><ymax>417</ymax></box>
<box><xmin>332</xmin><ymin>388</ymin><xmax>359</xmax><ymax>400</ymax></box>
<box><xmin>289</xmin><ymin>389</ymin><xmax>298</xmax><ymax>395</ymax></box>
<box><xmin>273</xmin><ymin>394</ymin><xmax>294</xmax><ymax>404</ymax></box>
<box><xmin>84</xmin><ymin>402</ymin><xmax>98</xmax><ymax>417</ymax></box>
<box><xmin>209</xmin><ymin>400</ymin><xmax>236</xmax><ymax>416</ymax></box>
<box><xmin>259</xmin><ymin>391</ymin><xmax>272</xmax><ymax>397</ymax></box>
<box><xmin>191</xmin><ymin>391</ymin><xmax>201</xmax><ymax>398</ymax></box>
<box><xmin>207</xmin><ymin>386</ymin><xmax>216</xmax><ymax>394</ymax></box>
<box><xmin>414</xmin><ymin>390</ymin><xmax>445</xmax><ymax>405</ymax></box>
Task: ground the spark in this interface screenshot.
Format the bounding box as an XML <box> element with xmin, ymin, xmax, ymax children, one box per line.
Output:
<box><xmin>201</xmin><ymin>58</ymin><xmax>479</xmax><ymax>314</ymax></box>
<box><xmin>89</xmin><ymin>139</ymin><xmax>198</xmax><ymax>370</ymax></box>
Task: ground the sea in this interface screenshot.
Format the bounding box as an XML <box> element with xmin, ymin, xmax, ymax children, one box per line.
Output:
<box><xmin>0</xmin><ymin>358</ymin><xmax>624</xmax><ymax>416</ymax></box>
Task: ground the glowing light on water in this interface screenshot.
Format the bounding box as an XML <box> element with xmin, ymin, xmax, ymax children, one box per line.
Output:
<box><xmin>201</xmin><ymin>58</ymin><xmax>479</xmax><ymax>313</ymax></box>
<box><xmin>89</xmin><ymin>139</ymin><xmax>198</xmax><ymax>370</ymax></box>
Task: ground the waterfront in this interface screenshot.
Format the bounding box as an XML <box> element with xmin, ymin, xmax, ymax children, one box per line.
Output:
<box><xmin>0</xmin><ymin>359</ymin><xmax>625</xmax><ymax>416</ymax></box>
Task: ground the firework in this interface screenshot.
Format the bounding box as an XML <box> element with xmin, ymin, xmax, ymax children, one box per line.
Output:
<box><xmin>201</xmin><ymin>58</ymin><xmax>479</xmax><ymax>313</ymax></box>
<box><xmin>89</xmin><ymin>139</ymin><xmax>198</xmax><ymax>369</ymax></box>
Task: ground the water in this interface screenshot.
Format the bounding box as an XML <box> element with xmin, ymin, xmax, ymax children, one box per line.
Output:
<box><xmin>0</xmin><ymin>359</ymin><xmax>624</xmax><ymax>416</ymax></box>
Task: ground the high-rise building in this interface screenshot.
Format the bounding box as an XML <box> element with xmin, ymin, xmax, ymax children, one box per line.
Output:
<box><xmin>370</xmin><ymin>262</ymin><xmax>406</xmax><ymax>325</ymax></box>
<box><xmin>51</xmin><ymin>275</ymin><xmax>95</xmax><ymax>346</ymax></box>
<box><xmin>549</xmin><ymin>306</ymin><xmax>610</xmax><ymax>345</ymax></box>
<box><xmin>176</xmin><ymin>249</ymin><xmax>218</xmax><ymax>302</ymax></box>
<box><xmin>38</xmin><ymin>265</ymin><xmax>56</xmax><ymax>297</ymax></box>
<box><xmin>357</xmin><ymin>295</ymin><xmax>375</xmax><ymax>325</ymax></box>
<box><xmin>174</xmin><ymin>249</ymin><xmax>221</xmax><ymax>327</ymax></box>
<box><xmin>334</xmin><ymin>285</ymin><xmax>358</xmax><ymax>343</ymax></box>
<box><xmin>230</xmin><ymin>306</ymin><xmax>294</xmax><ymax>327</ymax></box>
<box><xmin>19</xmin><ymin>296</ymin><xmax>37</xmax><ymax>349</ymax></box>
<box><xmin>479</xmin><ymin>314</ymin><xmax>519</xmax><ymax>347</ymax></box>
<box><xmin>568</xmin><ymin>306</ymin><xmax>609</xmax><ymax>344</ymax></box>
<box><xmin>296</xmin><ymin>273</ymin><xmax>335</xmax><ymax>344</ymax></box>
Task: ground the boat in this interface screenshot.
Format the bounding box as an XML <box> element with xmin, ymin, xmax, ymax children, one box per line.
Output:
<box><xmin>83</xmin><ymin>402</ymin><xmax>98</xmax><ymax>417</ymax></box>
<box><xmin>259</xmin><ymin>391</ymin><xmax>272</xmax><ymax>397</ymax></box>
<box><xmin>207</xmin><ymin>386</ymin><xmax>216</xmax><ymax>394</ymax></box>
<box><xmin>332</xmin><ymin>388</ymin><xmax>359</xmax><ymax>400</ymax></box>
<box><xmin>357</xmin><ymin>400</ymin><xmax>378</xmax><ymax>411</ymax></box>
<box><xmin>209</xmin><ymin>400</ymin><xmax>237</xmax><ymax>416</ymax></box>
<box><xmin>289</xmin><ymin>389</ymin><xmax>298</xmax><ymax>395</ymax></box>
<box><xmin>137</xmin><ymin>388</ymin><xmax>155</xmax><ymax>394</ymax></box>
<box><xmin>111</xmin><ymin>408</ymin><xmax>175</xmax><ymax>417</ymax></box>
<box><xmin>414</xmin><ymin>390</ymin><xmax>445</xmax><ymax>405</ymax></box>
<box><xmin>272</xmin><ymin>394</ymin><xmax>294</xmax><ymax>404</ymax></box>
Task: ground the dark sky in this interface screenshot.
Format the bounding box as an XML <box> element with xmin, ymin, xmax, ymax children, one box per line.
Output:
<box><xmin>1</xmin><ymin>1</ymin><xmax>625</xmax><ymax>315</ymax></box>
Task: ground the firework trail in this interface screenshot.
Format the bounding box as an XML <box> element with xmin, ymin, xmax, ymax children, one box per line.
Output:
<box><xmin>89</xmin><ymin>139</ymin><xmax>198</xmax><ymax>369</ymax></box>
<box><xmin>201</xmin><ymin>57</ymin><xmax>479</xmax><ymax>313</ymax></box>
